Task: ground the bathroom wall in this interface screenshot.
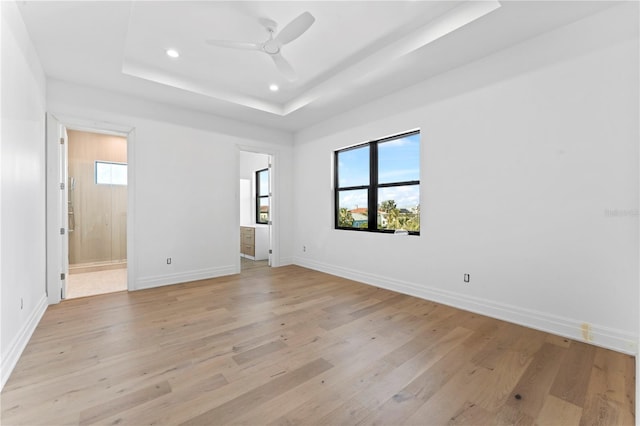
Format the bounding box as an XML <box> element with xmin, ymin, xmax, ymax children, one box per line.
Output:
<box><xmin>67</xmin><ymin>129</ymin><xmax>127</xmax><ymax>266</ymax></box>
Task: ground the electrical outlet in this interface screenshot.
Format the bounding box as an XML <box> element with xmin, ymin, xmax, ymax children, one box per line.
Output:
<box><xmin>464</xmin><ymin>274</ymin><xmax>470</xmax><ymax>283</ymax></box>
<box><xmin>303</xmin><ymin>246</ymin><xmax>306</xmax><ymax>252</ymax></box>
<box><xmin>20</xmin><ymin>298</ymin><xmax>23</xmax><ymax>310</ymax></box>
<box><xmin>167</xmin><ymin>258</ymin><xmax>172</xmax><ymax>265</ymax></box>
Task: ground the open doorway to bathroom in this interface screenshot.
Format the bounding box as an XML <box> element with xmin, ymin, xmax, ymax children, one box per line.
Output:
<box><xmin>239</xmin><ymin>150</ymin><xmax>271</xmax><ymax>272</ymax></box>
<box><xmin>66</xmin><ymin>129</ymin><xmax>128</xmax><ymax>298</ymax></box>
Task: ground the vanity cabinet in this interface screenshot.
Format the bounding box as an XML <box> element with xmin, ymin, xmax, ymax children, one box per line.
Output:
<box><xmin>240</xmin><ymin>226</ymin><xmax>269</xmax><ymax>260</ymax></box>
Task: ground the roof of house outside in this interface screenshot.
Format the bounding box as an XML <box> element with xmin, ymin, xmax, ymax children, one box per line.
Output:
<box><xmin>351</xmin><ymin>213</ymin><xmax>368</xmax><ymax>221</ymax></box>
<box><xmin>349</xmin><ymin>208</ymin><xmax>368</xmax><ymax>215</ymax></box>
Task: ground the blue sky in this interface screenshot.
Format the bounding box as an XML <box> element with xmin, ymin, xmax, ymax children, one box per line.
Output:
<box><xmin>338</xmin><ymin>133</ymin><xmax>420</xmax><ymax>210</ymax></box>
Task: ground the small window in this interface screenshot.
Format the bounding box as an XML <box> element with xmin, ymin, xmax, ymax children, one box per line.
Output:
<box><xmin>256</xmin><ymin>168</ymin><xmax>269</xmax><ymax>224</ymax></box>
<box><xmin>95</xmin><ymin>161</ymin><xmax>127</xmax><ymax>185</ymax></box>
<box><xmin>335</xmin><ymin>130</ymin><xmax>420</xmax><ymax>234</ymax></box>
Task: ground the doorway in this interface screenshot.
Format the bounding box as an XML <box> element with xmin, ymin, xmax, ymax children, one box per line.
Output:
<box><xmin>239</xmin><ymin>150</ymin><xmax>272</xmax><ymax>271</ymax></box>
<box><xmin>65</xmin><ymin>129</ymin><xmax>128</xmax><ymax>298</ymax></box>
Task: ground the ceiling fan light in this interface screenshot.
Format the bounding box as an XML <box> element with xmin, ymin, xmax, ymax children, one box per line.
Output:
<box><xmin>166</xmin><ymin>48</ymin><xmax>180</xmax><ymax>58</ymax></box>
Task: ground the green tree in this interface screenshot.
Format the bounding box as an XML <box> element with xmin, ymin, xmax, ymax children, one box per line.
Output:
<box><xmin>379</xmin><ymin>200</ymin><xmax>399</xmax><ymax>229</ymax></box>
<box><xmin>338</xmin><ymin>208</ymin><xmax>354</xmax><ymax>227</ymax></box>
<box><xmin>404</xmin><ymin>204</ymin><xmax>420</xmax><ymax>231</ymax></box>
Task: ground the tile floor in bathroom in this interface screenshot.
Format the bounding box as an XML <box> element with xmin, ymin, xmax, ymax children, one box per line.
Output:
<box><xmin>66</xmin><ymin>268</ymin><xmax>127</xmax><ymax>299</ymax></box>
<box><xmin>66</xmin><ymin>259</ymin><xmax>268</xmax><ymax>300</ymax></box>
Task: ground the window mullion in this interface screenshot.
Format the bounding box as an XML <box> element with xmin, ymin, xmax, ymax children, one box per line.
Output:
<box><xmin>368</xmin><ymin>142</ymin><xmax>378</xmax><ymax>231</ymax></box>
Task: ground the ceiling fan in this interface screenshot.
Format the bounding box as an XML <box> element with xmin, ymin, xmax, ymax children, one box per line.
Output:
<box><xmin>206</xmin><ymin>12</ymin><xmax>315</xmax><ymax>82</ymax></box>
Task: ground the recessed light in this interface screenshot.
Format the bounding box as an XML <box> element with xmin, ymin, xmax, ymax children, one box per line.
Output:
<box><xmin>166</xmin><ymin>49</ymin><xmax>180</xmax><ymax>58</ymax></box>
<box><xmin>269</xmin><ymin>84</ymin><xmax>279</xmax><ymax>92</ymax></box>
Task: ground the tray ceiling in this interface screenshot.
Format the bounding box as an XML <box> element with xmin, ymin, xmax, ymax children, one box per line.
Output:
<box><xmin>17</xmin><ymin>1</ymin><xmax>617</xmax><ymax>131</ymax></box>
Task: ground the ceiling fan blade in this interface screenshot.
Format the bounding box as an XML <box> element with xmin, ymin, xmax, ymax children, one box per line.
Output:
<box><xmin>205</xmin><ymin>40</ymin><xmax>261</xmax><ymax>51</ymax></box>
<box><xmin>271</xmin><ymin>53</ymin><xmax>297</xmax><ymax>81</ymax></box>
<box><xmin>275</xmin><ymin>11</ymin><xmax>315</xmax><ymax>45</ymax></box>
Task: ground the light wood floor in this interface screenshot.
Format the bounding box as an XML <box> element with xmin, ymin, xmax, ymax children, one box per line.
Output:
<box><xmin>241</xmin><ymin>256</ymin><xmax>269</xmax><ymax>271</ymax></box>
<box><xmin>1</xmin><ymin>265</ymin><xmax>634</xmax><ymax>425</ymax></box>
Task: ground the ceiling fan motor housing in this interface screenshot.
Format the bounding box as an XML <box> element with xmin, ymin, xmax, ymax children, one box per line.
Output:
<box><xmin>263</xmin><ymin>39</ymin><xmax>281</xmax><ymax>55</ymax></box>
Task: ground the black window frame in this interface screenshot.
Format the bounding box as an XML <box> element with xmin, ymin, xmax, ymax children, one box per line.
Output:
<box><xmin>334</xmin><ymin>130</ymin><xmax>420</xmax><ymax>235</ymax></box>
<box><xmin>256</xmin><ymin>168</ymin><xmax>269</xmax><ymax>224</ymax></box>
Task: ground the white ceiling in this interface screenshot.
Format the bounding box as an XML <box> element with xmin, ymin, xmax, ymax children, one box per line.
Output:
<box><xmin>18</xmin><ymin>1</ymin><xmax>617</xmax><ymax>132</ymax></box>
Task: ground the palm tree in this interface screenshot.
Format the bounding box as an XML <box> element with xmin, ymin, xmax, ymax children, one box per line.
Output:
<box><xmin>338</xmin><ymin>208</ymin><xmax>354</xmax><ymax>227</ymax></box>
<box><xmin>379</xmin><ymin>200</ymin><xmax>399</xmax><ymax>229</ymax></box>
<box><xmin>405</xmin><ymin>204</ymin><xmax>420</xmax><ymax>231</ymax></box>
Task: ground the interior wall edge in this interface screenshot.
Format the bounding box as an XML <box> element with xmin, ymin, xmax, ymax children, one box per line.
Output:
<box><xmin>0</xmin><ymin>294</ymin><xmax>48</xmax><ymax>391</ymax></box>
<box><xmin>293</xmin><ymin>257</ymin><xmax>637</xmax><ymax>356</ymax></box>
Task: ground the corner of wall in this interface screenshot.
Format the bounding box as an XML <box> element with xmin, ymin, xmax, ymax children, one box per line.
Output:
<box><xmin>0</xmin><ymin>295</ymin><xmax>48</xmax><ymax>391</ymax></box>
<box><xmin>293</xmin><ymin>257</ymin><xmax>638</xmax><ymax>355</ymax></box>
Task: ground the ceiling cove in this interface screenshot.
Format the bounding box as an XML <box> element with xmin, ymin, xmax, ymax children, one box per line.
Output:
<box><xmin>121</xmin><ymin>1</ymin><xmax>501</xmax><ymax>116</ymax></box>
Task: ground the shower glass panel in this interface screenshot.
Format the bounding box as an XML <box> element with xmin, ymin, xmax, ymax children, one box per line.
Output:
<box><xmin>67</xmin><ymin>130</ymin><xmax>127</xmax><ymax>269</ymax></box>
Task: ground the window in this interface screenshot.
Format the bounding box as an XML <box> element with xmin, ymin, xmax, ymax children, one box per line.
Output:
<box><xmin>256</xmin><ymin>168</ymin><xmax>269</xmax><ymax>224</ymax></box>
<box><xmin>95</xmin><ymin>161</ymin><xmax>127</xmax><ymax>185</ymax></box>
<box><xmin>335</xmin><ymin>130</ymin><xmax>420</xmax><ymax>234</ymax></box>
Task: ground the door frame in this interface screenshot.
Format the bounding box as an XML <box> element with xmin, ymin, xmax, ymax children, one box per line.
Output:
<box><xmin>46</xmin><ymin>113</ymin><xmax>136</xmax><ymax>304</ymax></box>
<box><xmin>237</xmin><ymin>145</ymin><xmax>279</xmax><ymax>272</ymax></box>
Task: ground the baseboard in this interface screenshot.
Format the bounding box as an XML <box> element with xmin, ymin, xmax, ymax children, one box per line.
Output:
<box><xmin>294</xmin><ymin>257</ymin><xmax>637</xmax><ymax>355</ymax></box>
<box><xmin>277</xmin><ymin>256</ymin><xmax>294</xmax><ymax>266</ymax></box>
<box><xmin>1</xmin><ymin>294</ymin><xmax>48</xmax><ymax>391</ymax></box>
<box><xmin>69</xmin><ymin>260</ymin><xmax>127</xmax><ymax>274</ymax></box>
<box><xmin>134</xmin><ymin>265</ymin><xmax>237</xmax><ymax>291</ymax></box>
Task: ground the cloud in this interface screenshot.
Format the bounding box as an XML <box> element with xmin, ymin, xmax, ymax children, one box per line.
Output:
<box><xmin>378</xmin><ymin>168</ymin><xmax>419</xmax><ymax>182</ymax></box>
<box><xmin>378</xmin><ymin>185</ymin><xmax>420</xmax><ymax>208</ymax></box>
<box><xmin>339</xmin><ymin>190</ymin><xmax>368</xmax><ymax>209</ymax></box>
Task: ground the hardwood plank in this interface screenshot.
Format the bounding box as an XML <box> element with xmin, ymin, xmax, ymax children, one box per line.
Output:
<box><xmin>97</xmin><ymin>373</ymin><xmax>230</xmax><ymax>425</ymax></box>
<box><xmin>231</xmin><ymin>340</ymin><xmax>287</xmax><ymax>365</ymax></box>
<box><xmin>545</xmin><ymin>334</ymin><xmax>571</xmax><ymax>348</ymax></box>
<box><xmin>448</xmin><ymin>400</ymin><xmax>495</xmax><ymax>425</ymax></box>
<box><xmin>403</xmin><ymin>361</ymin><xmax>495</xmax><ymax>425</ymax></box>
<box><xmin>536</xmin><ymin>395</ymin><xmax>583</xmax><ymax>426</ymax></box>
<box><xmin>473</xmin><ymin>346</ymin><xmax>535</xmax><ymax>412</ymax></box>
<box><xmin>318</xmin><ymin>326</ymin><xmax>475</xmax><ymax>425</ymax></box>
<box><xmin>78</xmin><ymin>381</ymin><xmax>171</xmax><ymax>425</ymax></box>
<box><xmin>579</xmin><ymin>348</ymin><xmax>635</xmax><ymax>426</ymax></box>
<box><xmin>358</xmin><ymin>325</ymin><xmax>493</xmax><ymax>425</ymax></box>
<box><xmin>179</xmin><ymin>358</ymin><xmax>333</xmax><ymax>426</ymax></box>
<box><xmin>495</xmin><ymin>342</ymin><xmax>567</xmax><ymax>424</ymax></box>
<box><xmin>549</xmin><ymin>341</ymin><xmax>596</xmax><ymax>407</ymax></box>
<box><xmin>236</xmin><ymin>328</ymin><xmax>415</xmax><ymax>425</ymax></box>
<box><xmin>268</xmin><ymin>324</ymin><xmax>420</xmax><ymax>425</ymax></box>
<box><xmin>0</xmin><ymin>265</ymin><xmax>633</xmax><ymax>426</ymax></box>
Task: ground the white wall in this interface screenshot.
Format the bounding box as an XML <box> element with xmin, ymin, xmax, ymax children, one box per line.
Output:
<box><xmin>240</xmin><ymin>151</ymin><xmax>269</xmax><ymax>181</ymax></box>
<box><xmin>293</xmin><ymin>3</ymin><xmax>639</xmax><ymax>354</ymax></box>
<box><xmin>0</xmin><ymin>0</ymin><xmax>49</xmax><ymax>389</ymax></box>
<box><xmin>47</xmin><ymin>79</ymin><xmax>294</xmax><ymax>290</ymax></box>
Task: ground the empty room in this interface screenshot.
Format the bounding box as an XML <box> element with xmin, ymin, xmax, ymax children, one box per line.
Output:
<box><xmin>1</xmin><ymin>1</ymin><xmax>638</xmax><ymax>425</ymax></box>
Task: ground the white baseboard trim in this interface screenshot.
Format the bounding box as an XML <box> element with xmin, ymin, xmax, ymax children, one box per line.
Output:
<box><xmin>294</xmin><ymin>257</ymin><xmax>637</xmax><ymax>355</ymax></box>
<box><xmin>1</xmin><ymin>294</ymin><xmax>48</xmax><ymax>391</ymax></box>
<box><xmin>277</xmin><ymin>256</ymin><xmax>294</xmax><ymax>266</ymax></box>
<box><xmin>135</xmin><ymin>265</ymin><xmax>237</xmax><ymax>291</ymax></box>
